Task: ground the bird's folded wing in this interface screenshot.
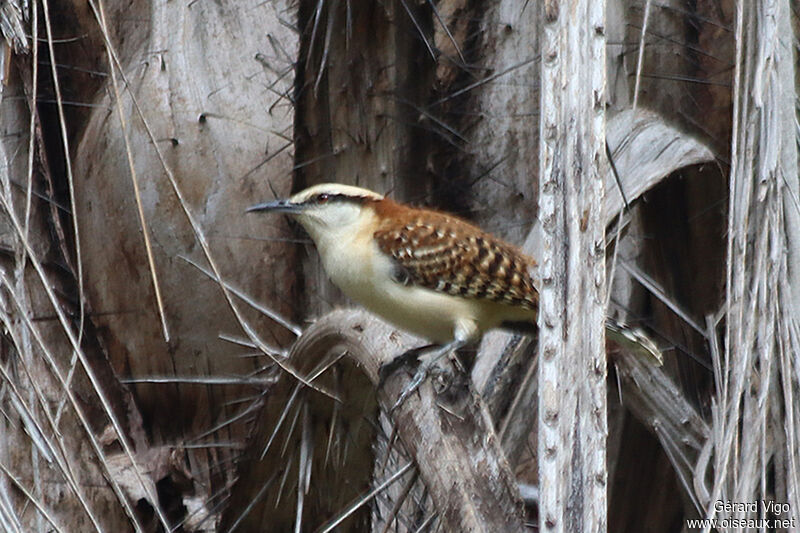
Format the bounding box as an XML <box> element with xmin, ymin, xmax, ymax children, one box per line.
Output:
<box><xmin>373</xmin><ymin>213</ymin><xmax>538</xmax><ymax>310</ymax></box>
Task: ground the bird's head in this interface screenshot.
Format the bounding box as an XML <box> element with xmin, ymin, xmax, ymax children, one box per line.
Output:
<box><xmin>247</xmin><ymin>183</ymin><xmax>384</xmax><ymax>243</ymax></box>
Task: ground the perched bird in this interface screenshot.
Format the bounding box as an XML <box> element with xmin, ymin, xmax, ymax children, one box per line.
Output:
<box><xmin>248</xmin><ymin>183</ymin><xmax>662</xmax><ymax>406</ymax></box>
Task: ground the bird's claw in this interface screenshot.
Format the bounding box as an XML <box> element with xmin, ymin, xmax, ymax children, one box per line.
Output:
<box><xmin>389</xmin><ymin>363</ymin><xmax>430</xmax><ymax>413</ymax></box>
<box><xmin>380</xmin><ymin>339</ymin><xmax>467</xmax><ymax>414</ymax></box>
<box><xmin>378</xmin><ymin>344</ymin><xmax>434</xmax><ymax>389</ymax></box>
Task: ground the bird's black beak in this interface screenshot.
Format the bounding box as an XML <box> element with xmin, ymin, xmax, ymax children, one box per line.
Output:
<box><xmin>246</xmin><ymin>199</ymin><xmax>303</xmax><ymax>214</ymax></box>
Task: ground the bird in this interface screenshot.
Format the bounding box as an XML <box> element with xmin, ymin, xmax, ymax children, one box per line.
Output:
<box><xmin>248</xmin><ymin>183</ymin><xmax>662</xmax><ymax>408</ymax></box>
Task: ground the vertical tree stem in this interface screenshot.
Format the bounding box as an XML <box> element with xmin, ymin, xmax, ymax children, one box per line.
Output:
<box><xmin>537</xmin><ymin>0</ymin><xmax>608</xmax><ymax>531</ymax></box>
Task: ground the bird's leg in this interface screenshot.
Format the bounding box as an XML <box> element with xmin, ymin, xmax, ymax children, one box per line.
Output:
<box><xmin>389</xmin><ymin>338</ymin><xmax>468</xmax><ymax>413</ymax></box>
<box><xmin>377</xmin><ymin>344</ymin><xmax>437</xmax><ymax>388</ymax></box>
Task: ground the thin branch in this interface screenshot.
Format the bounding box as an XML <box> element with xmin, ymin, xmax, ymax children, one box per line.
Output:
<box><xmin>0</xmin><ymin>461</ymin><xmax>65</xmax><ymax>533</ymax></box>
<box><xmin>632</xmin><ymin>0</ymin><xmax>652</xmax><ymax>110</ymax></box>
<box><xmin>41</xmin><ymin>0</ymin><xmax>85</xmax><ymax>348</ymax></box>
<box><xmin>0</xmin><ymin>270</ymin><xmax>145</xmax><ymax>531</ymax></box>
<box><xmin>95</xmin><ymin>0</ymin><xmax>170</xmax><ymax>342</ymax></box>
<box><xmin>316</xmin><ymin>461</ymin><xmax>414</xmax><ymax>533</ymax></box>
<box><xmin>180</xmin><ymin>255</ymin><xmax>301</xmax><ymax>336</ymax></box>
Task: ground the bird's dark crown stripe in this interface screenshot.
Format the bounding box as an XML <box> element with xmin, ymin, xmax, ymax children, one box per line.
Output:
<box><xmin>301</xmin><ymin>193</ymin><xmax>374</xmax><ymax>206</ymax></box>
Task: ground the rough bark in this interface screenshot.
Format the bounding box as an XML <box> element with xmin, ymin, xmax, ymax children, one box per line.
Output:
<box><xmin>536</xmin><ymin>0</ymin><xmax>608</xmax><ymax>532</ymax></box>
<box><xmin>457</xmin><ymin>1</ymin><xmax>539</xmax><ymax>246</ymax></box>
<box><xmin>699</xmin><ymin>0</ymin><xmax>800</xmax><ymax>525</ymax></box>
<box><xmin>288</xmin><ymin>310</ymin><xmax>526</xmax><ymax>532</ymax></box>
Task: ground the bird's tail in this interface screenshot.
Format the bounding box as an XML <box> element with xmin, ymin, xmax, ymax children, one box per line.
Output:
<box><xmin>502</xmin><ymin>317</ymin><xmax>663</xmax><ymax>366</ymax></box>
<box><xmin>605</xmin><ymin>318</ymin><xmax>663</xmax><ymax>366</ymax></box>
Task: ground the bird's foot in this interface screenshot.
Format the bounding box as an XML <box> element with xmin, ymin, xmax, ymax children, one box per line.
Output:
<box><xmin>390</xmin><ymin>362</ymin><xmax>435</xmax><ymax>413</ymax></box>
<box><xmin>377</xmin><ymin>344</ymin><xmax>436</xmax><ymax>389</ymax></box>
<box><xmin>384</xmin><ymin>339</ymin><xmax>467</xmax><ymax>413</ymax></box>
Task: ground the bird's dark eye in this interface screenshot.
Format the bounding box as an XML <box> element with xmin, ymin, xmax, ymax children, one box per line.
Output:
<box><xmin>317</xmin><ymin>193</ymin><xmax>330</xmax><ymax>204</ymax></box>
